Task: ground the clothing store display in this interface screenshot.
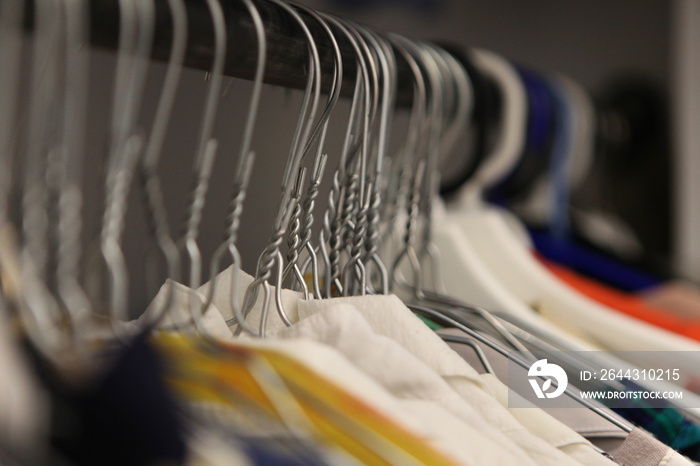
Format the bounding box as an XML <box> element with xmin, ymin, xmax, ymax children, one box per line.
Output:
<box><xmin>274</xmin><ymin>302</ymin><xmax>570</xmax><ymax>465</ymax></box>
<box><xmin>2</xmin><ymin>1</ymin><xmax>700</xmax><ymax>465</ymax></box>
<box><xmin>451</xmin><ymin>209</ymin><xmax>700</xmax><ymax>368</ymax></box>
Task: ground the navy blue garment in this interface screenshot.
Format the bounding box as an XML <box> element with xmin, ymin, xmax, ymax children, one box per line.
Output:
<box><xmin>488</xmin><ymin>66</ymin><xmax>555</xmax><ymax>204</ymax></box>
<box><xmin>529</xmin><ymin>227</ymin><xmax>662</xmax><ymax>292</ymax></box>
<box><xmin>239</xmin><ymin>437</ymin><xmax>329</xmax><ymax>466</ymax></box>
<box><xmin>37</xmin><ymin>332</ymin><xmax>188</xmax><ymax>466</ymax></box>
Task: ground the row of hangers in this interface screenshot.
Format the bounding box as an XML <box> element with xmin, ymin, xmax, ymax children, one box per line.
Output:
<box><xmin>1</xmin><ymin>0</ymin><xmax>696</xmax><ymax>442</ymax></box>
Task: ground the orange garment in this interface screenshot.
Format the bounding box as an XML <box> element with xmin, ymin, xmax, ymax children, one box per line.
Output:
<box><xmin>540</xmin><ymin>257</ymin><xmax>700</xmax><ymax>342</ymax></box>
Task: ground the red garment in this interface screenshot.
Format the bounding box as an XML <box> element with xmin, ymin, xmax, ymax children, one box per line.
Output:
<box><xmin>541</xmin><ymin>257</ymin><xmax>700</xmax><ymax>342</ymax></box>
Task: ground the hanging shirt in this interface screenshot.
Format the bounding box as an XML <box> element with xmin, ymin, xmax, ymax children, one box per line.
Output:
<box><xmin>542</xmin><ymin>259</ymin><xmax>700</xmax><ymax>345</ymax></box>
<box><xmin>289</xmin><ymin>295</ymin><xmax>616</xmax><ymax>465</ymax></box>
<box><xmin>272</xmin><ymin>302</ymin><xmax>549</xmax><ymax>465</ymax></box>
<box><xmin>153</xmin><ymin>333</ymin><xmax>463</xmax><ymax>465</ymax></box>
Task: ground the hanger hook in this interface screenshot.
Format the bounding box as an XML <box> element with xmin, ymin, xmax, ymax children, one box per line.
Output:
<box><xmin>284</xmin><ymin>2</ymin><xmax>342</xmax><ymax>299</ymax></box>
<box><xmin>194</xmin><ymin>0</ymin><xmax>266</xmax><ymax>336</ymax></box>
<box><xmin>240</xmin><ymin>0</ymin><xmax>322</xmax><ymax>336</ymax></box>
<box><xmin>98</xmin><ymin>0</ymin><xmax>155</xmax><ymax>337</ymax></box>
<box><xmin>356</xmin><ymin>26</ymin><xmax>397</xmax><ymax>295</ymax></box>
<box><xmin>317</xmin><ymin>13</ymin><xmax>373</xmax><ymax>296</ymax></box>
<box><xmin>178</xmin><ymin>0</ymin><xmax>227</xmax><ymax>334</ymax></box>
<box><xmin>137</xmin><ymin>0</ymin><xmax>187</xmax><ymax>330</ymax></box>
<box><xmin>384</xmin><ymin>34</ymin><xmax>429</xmax><ymax>295</ymax></box>
<box><xmin>50</xmin><ymin>0</ymin><xmax>96</xmax><ymax>346</ymax></box>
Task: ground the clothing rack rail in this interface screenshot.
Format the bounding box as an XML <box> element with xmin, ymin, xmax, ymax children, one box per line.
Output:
<box><xmin>24</xmin><ymin>0</ymin><xmax>417</xmax><ymax>106</ymax></box>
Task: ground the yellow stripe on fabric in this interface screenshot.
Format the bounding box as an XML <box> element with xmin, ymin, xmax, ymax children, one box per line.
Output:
<box><xmin>153</xmin><ymin>333</ymin><xmax>460</xmax><ymax>466</ymax></box>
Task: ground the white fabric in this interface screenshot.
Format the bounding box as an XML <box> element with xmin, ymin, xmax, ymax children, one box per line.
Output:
<box><xmin>273</xmin><ymin>303</ymin><xmax>543</xmax><ymax>465</ymax></box>
<box><xmin>663</xmin><ymin>450</ymin><xmax>695</xmax><ymax>466</ymax></box>
<box><xmin>479</xmin><ymin>373</ymin><xmax>615</xmax><ymax>466</ymax></box>
<box><xmin>232</xmin><ymin>337</ymin><xmax>476</xmax><ymax>465</ymax></box>
<box><xmin>291</xmin><ymin>296</ymin><xmax>589</xmax><ymax>466</ymax></box>
<box><xmin>451</xmin><ymin>208</ymin><xmax>700</xmax><ymax>379</ymax></box>
<box><xmin>141</xmin><ymin>279</ymin><xmax>233</xmax><ymax>339</ymax></box>
<box><xmin>197</xmin><ymin>265</ymin><xmax>302</xmax><ymax>335</ymax></box>
<box><xmin>161</xmin><ymin>269</ymin><xmax>693</xmax><ymax>464</ymax></box>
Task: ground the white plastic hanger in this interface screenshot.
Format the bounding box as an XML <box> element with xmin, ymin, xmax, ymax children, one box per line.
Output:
<box><xmin>453</xmin><ymin>48</ymin><xmax>527</xmax><ymax>209</ymax></box>
<box><xmin>429</xmin><ymin>47</ymin><xmax>538</xmax><ymax>321</ymax></box>
<box><xmin>443</xmin><ymin>52</ymin><xmax>700</xmax><ymax>379</ymax></box>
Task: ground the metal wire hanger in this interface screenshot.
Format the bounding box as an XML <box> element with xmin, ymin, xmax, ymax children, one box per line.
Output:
<box><xmin>237</xmin><ymin>0</ymin><xmax>322</xmax><ymax>337</ymax></box>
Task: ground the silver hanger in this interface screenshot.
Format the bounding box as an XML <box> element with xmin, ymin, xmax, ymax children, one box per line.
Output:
<box><xmin>52</xmin><ymin>0</ymin><xmax>93</xmax><ymax>344</ymax></box>
<box><xmin>203</xmin><ymin>0</ymin><xmax>266</xmax><ymax>334</ymax></box>
<box><xmin>353</xmin><ymin>24</ymin><xmax>396</xmax><ymax>295</ymax></box>
<box><xmin>415</xmin><ymin>43</ymin><xmax>455</xmax><ymax>294</ymax></box>
<box><xmin>238</xmin><ymin>0</ymin><xmax>322</xmax><ymax>337</ymax></box>
<box><xmin>23</xmin><ymin>0</ymin><xmax>62</xmax><ymax>299</ymax></box>
<box><xmin>385</xmin><ymin>37</ymin><xmax>536</xmax><ymax>356</ymax></box>
<box><xmin>410</xmin><ymin>303</ymin><xmax>633</xmax><ymax>433</ymax></box>
<box><xmin>3</xmin><ymin>0</ymin><xmax>66</xmax><ymax>358</ymax></box>
<box><xmin>318</xmin><ymin>72</ymin><xmax>362</xmax><ymax>298</ymax></box>
<box><xmin>385</xmin><ymin>35</ymin><xmax>429</xmax><ymax>295</ymax></box>
<box><xmin>316</xmin><ymin>14</ymin><xmax>374</xmax><ymax>297</ymax></box>
<box><xmin>179</xmin><ymin>0</ymin><xmax>226</xmax><ymax>333</ymax></box>
<box><xmin>138</xmin><ymin>0</ymin><xmax>187</xmax><ymax>328</ymax></box>
<box><xmin>417</xmin><ymin>44</ymin><xmax>473</xmax><ymax>294</ymax></box>
<box><xmin>340</xmin><ymin>20</ymin><xmax>382</xmax><ymax>297</ymax></box>
<box><xmin>101</xmin><ymin>0</ymin><xmax>155</xmax><ymax>334</ymax></box>
<box><xmin>439</xmin><ymin>333</ymin><xmax>496</xmax><ymax>375</ymax></box>
<box><xmin>284</xmin><ymin>2</ymin><xmax>342</xmax><ymax>301</ymax></box>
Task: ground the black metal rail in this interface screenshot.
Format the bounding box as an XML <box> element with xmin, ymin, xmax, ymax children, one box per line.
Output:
<box><xmin>79</xmin><ymin>0</ymin><xmax>415</xmax><ymax>106</ymax></box>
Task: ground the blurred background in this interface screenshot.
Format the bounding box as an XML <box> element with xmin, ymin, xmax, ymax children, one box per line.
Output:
<box><xmin>65</xmin><ymin>0</ymin><xmax>700</xmax><ymax>313</ymax></box>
